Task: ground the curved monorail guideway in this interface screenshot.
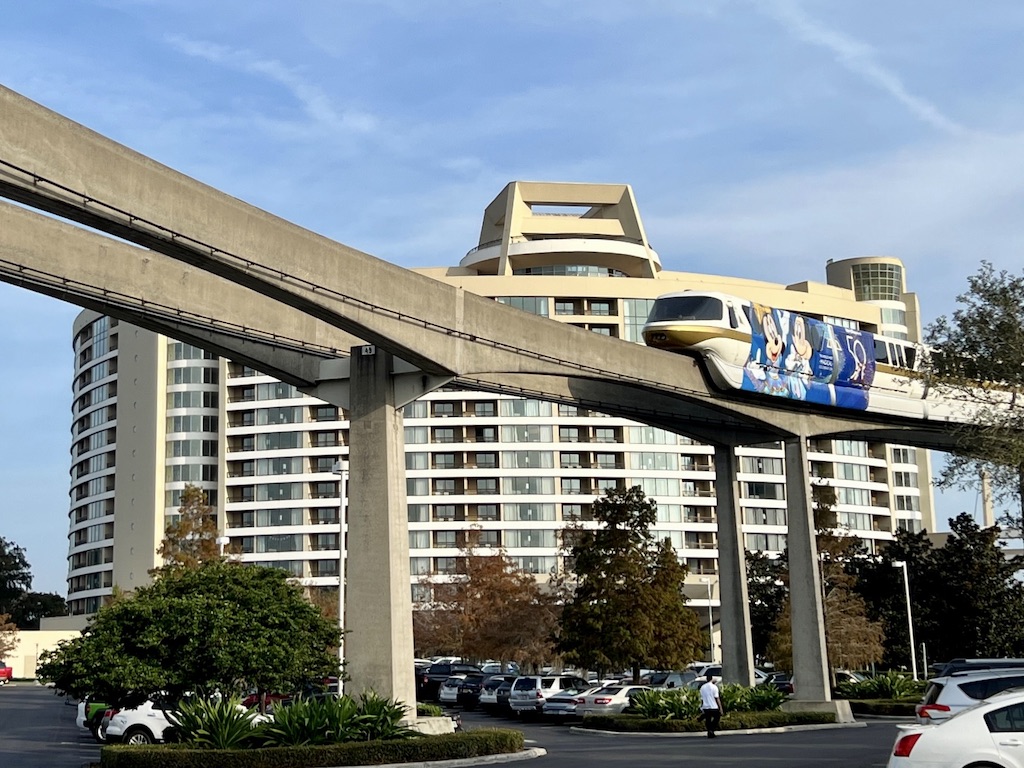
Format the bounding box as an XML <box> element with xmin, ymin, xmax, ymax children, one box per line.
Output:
<box><xmin>0</xmin><ymin>84</ymin><xmax>1017</xmax><ymax>716</ymax></box>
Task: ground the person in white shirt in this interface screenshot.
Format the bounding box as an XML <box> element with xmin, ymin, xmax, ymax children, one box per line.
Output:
<box><xmin>699</xmin><ymin>672</ymin><xmax>723</xmax><ymax>738</ymax></box>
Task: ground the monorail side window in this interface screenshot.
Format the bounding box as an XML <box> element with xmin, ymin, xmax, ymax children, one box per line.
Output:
<box><xmin>727</xmin><ymin>304</ymin><xmax>740</xmax><ymax>329</ymax></box>
<box><xmin>904</xmin><ymin>347</ymin><xmax>916</xmax><ymax>369</ymax></box>
<box><xmin>873</xmin><ymin>338</ymin><xmax>889</xmax><ymax>365</ymax></box>
<box><xmin>647</xmin><ymin>295</ymin><xmax>724</xmax><ymax>323</ymax></box>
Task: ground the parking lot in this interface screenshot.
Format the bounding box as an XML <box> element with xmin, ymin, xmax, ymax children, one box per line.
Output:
<box><xmin>1</xmin><ymin>682</ymin><xmax>903</xmax><ymax>768</ymax></box>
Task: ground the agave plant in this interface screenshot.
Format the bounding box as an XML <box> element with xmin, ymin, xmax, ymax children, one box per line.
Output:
<box><xmin>167</xmin><ymin>695</ymin><xmax>263</xmax><ymax>750</ymax></box>
<box><xmin>356</xmin><ymin>692</ymin><xmax>415</xmax><ymax>741</ymax></box>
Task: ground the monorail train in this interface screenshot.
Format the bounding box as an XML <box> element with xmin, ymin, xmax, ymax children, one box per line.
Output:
<box><xmin>641</xmin><ymin>291</ymin><xmax>942</xmax><ymax>419</ymax></box>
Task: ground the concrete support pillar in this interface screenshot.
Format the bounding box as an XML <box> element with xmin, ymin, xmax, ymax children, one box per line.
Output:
<box><xmin>344</xmin><ymin>344</ymin><xmax>416</xmax><ymax>708</ymax></box>
<box><xmin>783</xmin><ymin>437</ymin><xmax>830</xmax><ymax>702</ymax></box>
<box><xmin>713</xmin><ymin>446</ymin><xmax>755</xmax><ymax>686</ymax></box>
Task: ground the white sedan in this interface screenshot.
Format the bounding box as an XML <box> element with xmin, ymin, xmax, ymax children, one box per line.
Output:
<box><xmin>437</xmin><ymin>675</ymin><xmax>467</xmax><ymax>705</ymax></box>
<box><xmin>888</xmin><ymin>689</ymin><xmax>1024</xmax><ymax>767</ymax></box>
<box><xmin>577</xmin><ymin>685</ymin><xmax>650</xmax><ymax>717</ymax></box>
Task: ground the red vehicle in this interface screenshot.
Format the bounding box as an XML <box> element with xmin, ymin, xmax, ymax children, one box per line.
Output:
<box><xmin>0</xmin><ymin>662</ymin><xmax>13</xmax><ymax>685</ymax></box>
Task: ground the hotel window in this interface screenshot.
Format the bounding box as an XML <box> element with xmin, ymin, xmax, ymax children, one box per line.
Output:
<box><xmin>434</xmin><ymin>479</ymin><xmax>457</xmax><ymax>496</ymax></box>
<box><xmin>740</xmin><ymin>456</ymin><xmax>784</xmax><ymax>475</ymax></box>
<box><xmin>594</xmin><ymin>427</ymin><xmax>617</xmax><ymax>443</ymax></box>
<box><xmin>407</xmin><ymin>505</ymin><xmax>429</xmax><ymax>522</ymax></box>
<box><xmin>893</xmin><ymin>471</ymin><xmax>918</xmax><ymax>487</ymax></box>
<box><xmin>496</xmin><ymin>296</ymin><xmax>549</xmax><ymax>316</ymax></box>
<box><xmin>434</xmin><ymin>505</ymin><xmax>456</xmax><ymax>520</ymax></box>
<box><xmin>403</xmin><ymin>401</ymin><xmax>428</xmax><ymax>419</ymax></box>
<box><xmin>475</xmin><ymin>478</ymin><xmax>498</xmax><ymax>494</ymax></box>
<box><xmin>743</xmin><ymin>482</ymin><xmax>785</xmax><ymax>500</ymax></box>
<box><xmin>476</xmin><ymin>504</ymin><xmax>499</xmax><ymax>521</ymax></box>
<box><xmin>474</xmin><ymin>426</ymin><xmax>498</xmax><ymax>443</ymax></box>
<box><xmin>433</xmin><ymin>402</ymin><xmax>456</xmax><ymax>418</ymax></box>
<box><xmin>433</xmin><ymin>427</ymin><xmax>457</xmax><ymax>444</ymax></box>
<box><xmin>561</xmin><ymin>478</ymin><xmax>584</xmax><ymax>495</ymax></box>
<box><xmin>404</xmin><ymin>426</ymin><xmax>428</xmax><ymax>444</ymax></box>
<box><xmin>474</xmin><ymin>401</ymin><xmax>496</xmax><ymax>418</ymax></box>
<box><xmin>559</xmin><ymin>426</ymin><xmax>581</xmax><ymax>443</ymax></box>
<box><xmin>434</xmin><ymin>453</ymin><xmax>458</xmax><ymax>470</ymax></box>
<box><xmin>589</xmin><ymin>300</ymin><xmax>612</xmax><ymax>316</ymax></box>
<box><xmin>476</xmin><ymin>530</ymin><xmax>500</xmax><ymax>547</ymax></box>
<box><xmin>434</xmin><ymin>531</ymin><xmax>457</xmax><ymax>548</ymax></box>
<box><xmin>891</xmin><ymin>447</ymin><xmax>917</xmax><ymax>464</ymax></box>
<box><xmin>560</xmin><ymin>452</ymin><xmax>582</xmax><ymax>469</ymax></box>
<box><xmin>475</xmin><ymin>452</ymin><xmax>498</xmax><ymax>468</ymax></box>
<box><xmin>555</xmin><ymin>300</ymin><xmax>577</xmax><ymax>315</ymax></box>
<box><xmin>406</xmin><ymin>452</ymin><xmax>428</xmax><ymax>470</ymax></box>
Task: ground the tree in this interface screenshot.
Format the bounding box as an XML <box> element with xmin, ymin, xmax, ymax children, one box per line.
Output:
<box><xmin>745</xmin><ymin>550</ymin><xmax>786</xmax><ymax>664</ymax></box>
<box><xmin>0</xmin><ymin>613</ymin><xmax>17</xmax><ymax>658</ymax></box>
<box><xmin>156</xmin><ymin>484</ymin><xmax>221</xmax><ymax>569</ymax></box>
<box><xmin>925</xmin><ymin>262</ymin><xmax>1024</xmax><ymax>526</ymax></box>
<box><xmin>556</xmin><ymin>486</ymin><xmax>704</xmax><ymax>682</ymax></box>
<box><xmin>37</xmin><ymin>560</ymin><xmax>340</xmax><ymax>708</ymax></box>
<box><xmin>0</xmin><ymin>537</ymin><xmax>32</xmax><ymax>614</ymax></box>
<box><xmin>859</xmin><ymin>513</ymin><xmax>1024</xmax><ymax>667</ymax></box>
<box><xmin>9</xmin><ymin>592</ymin><xmax>67</xmax><ymax>630</ymax></box>
<box><xmin>412</xmin><ymin>539</ymin><xmax>559</xmax><ymax>669</ymax></box>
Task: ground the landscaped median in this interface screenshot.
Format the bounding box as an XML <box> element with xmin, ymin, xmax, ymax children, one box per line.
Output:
<box><xmin>575</xmin><ymin>710</ymin><xmax>839</xmax><ymax>734</ymax></box>
<box><xmin>572</xmin><ymin>685</ymin><xmax>844</xmax><ymax>735</ymax></box>
<box><xmin>99</xmin><ymin>729</ymin><xmax>526</xmax><ymax>767</ymax></box>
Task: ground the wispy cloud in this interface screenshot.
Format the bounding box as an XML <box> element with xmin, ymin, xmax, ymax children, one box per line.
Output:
<box><xmin>165</xmin><ymin>35</ymin><xmax>378</xmax><ymax>135</ymax></box>
<box><xmin>760</xmin><ymin>0</ymin><xmax>973</xmax><ymax>137</ymax></box>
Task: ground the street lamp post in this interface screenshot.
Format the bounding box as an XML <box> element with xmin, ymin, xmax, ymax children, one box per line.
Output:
<box><xmin>332</xmin><ymin>459</ymin><xmax>350</xmax><ymax>693</ymax></box>
<box><xmin>892</xmin><ymin>560</ymin><xmax>918</xmax><ymax>680</ymax></box>
<box><xmin>699</xmin><ymin>577</ymin><xmax>715</xmax><ymax>663</ymax></box>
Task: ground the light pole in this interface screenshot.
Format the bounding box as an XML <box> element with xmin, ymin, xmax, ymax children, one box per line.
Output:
<box><xmin>332</xmin><ymin>459</ymin><xmax>350</xmax><ymax>693</ymax></box>
<box><xmin>892</xmin><ymin>560</ymin><xmax>918</xmax><ymax>680</ymax></box>
<box><xmin>699</xmin><ymin>576</ymin><xmax>715</xmax><ymax>663</ymax></box>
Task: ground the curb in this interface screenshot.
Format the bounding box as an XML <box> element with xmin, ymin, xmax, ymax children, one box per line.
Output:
<box><xmin>570</xmin><ymin>722</ymin><xmax>866</xmax><ymax>738</ymax></box>
<box><xmin>360</xmin><ymin>747</ymin><xmax>547</xmax><ymax>768</ymax></box>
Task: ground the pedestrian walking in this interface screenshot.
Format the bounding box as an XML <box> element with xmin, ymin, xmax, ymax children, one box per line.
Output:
<box><xmin>699</xmin><ymin>672</ymin><xmax>723</xmax><ymax>738</ymax></box>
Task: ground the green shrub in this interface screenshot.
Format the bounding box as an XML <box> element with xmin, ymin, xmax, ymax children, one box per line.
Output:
<box><xmin>416</xmin><ymin>702</ymin><xmax>444</xmax><ymax>718</ymax></box>
<box><xmin>257</xmin><ymin>696</ymin><xmax>365</xmax><ymax>747</ymax></box>
<box><xmin>629</xmin><ymin>684</ymin><xmax>784</xmax><ymax>720</ymax></box>
<box><xmin>99</xmin><ymin>729</ymin><xmax>525</xmax><ymax>768</ymax></box>
<box><xmin>166</xmin><ymin>696</ymin><xmax>263</xmax><ymax>750</ymax></box>
<box><xmin>835</xmin><ymin>672</ymin><xmax>925</xmax><ymax>701</ymax></box>
<box><xmin>354</xmin><ymin>692</ymin><xmax>414</xmax><ymax>741</ymax></box>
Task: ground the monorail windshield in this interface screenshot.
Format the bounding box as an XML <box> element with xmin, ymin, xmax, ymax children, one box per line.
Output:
<box><xmin>646</xmin><ymin>295</ymin><xmax>724</xmax><ymax>323</ymax></box>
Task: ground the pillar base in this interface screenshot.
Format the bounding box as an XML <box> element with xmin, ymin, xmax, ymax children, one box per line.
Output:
<box><xmin>408</xmin><ymin>715</ymin><xmax>458</xmax><ymax>735</ymax></box>
<box><xmin>782</xmin><ymin>699</ymin><xmax>854</xmax><ymax>724</ymax></box>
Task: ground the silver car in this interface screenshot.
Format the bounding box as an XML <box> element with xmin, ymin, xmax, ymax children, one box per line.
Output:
<box><xmin>509</xmin><ymin>675</ymin><xmax>590</xmax><ymax>714</ymax></box>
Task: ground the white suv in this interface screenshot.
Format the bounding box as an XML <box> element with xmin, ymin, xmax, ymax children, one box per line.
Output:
<box><xmin>509</xmin><ymin>674</ymin><xmax>589</xmax><ymax>714</ymax></box>
<box><xmin>104</xmin><ymin>696</ymin><xmax>179</xmax><ymax>744</ymax></box>
<box><xmin>917</xmin><ymin>668</ymin><xmax>1024</xmax><ymax>724</ymax></box>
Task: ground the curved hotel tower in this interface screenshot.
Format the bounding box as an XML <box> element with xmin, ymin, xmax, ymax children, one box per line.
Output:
<box><xmin>65</xmin><ymin>182</ymin><xmax>933</xmax><ymax>650</ymax></box>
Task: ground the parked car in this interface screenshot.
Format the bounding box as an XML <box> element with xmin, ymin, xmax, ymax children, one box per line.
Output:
<box><xmin>75</xmin><ymin>697</ymin><xmax>110</xmax><ymax>743</ymax></box>
<box><xmin>643</xmin><ymin>670</ymin><xmax>698</xmax><ymax>689</ymax></box>
<box><xmin>478</xmin><ymin>675</ymin><xmax>517</xmax><ymax>712</ymax></box>
<box><xmin>888</xmin><ymin>688</ymin><xmax>1024</xmax><ymax>767</ymax></box>
<box><xmin>438</xmin><ymin>674</ymin><xmax>468</xmax><ymax>704</ymax></box>
<box><xmin>932</xmin><ymin>658</ymin><xmax>1024</xmax><ymax>677</ymax></box>
<box><xmin>0</xmin><ymin>662</ymin><xmax>12</xmax><ymax>685</ymax></box>
<box><xmin>578</xmin><ymin>685</ymin><xmax>651</xmax><ymax>717</ymax></box>
<box><xmin>417</xmin><ymin>662</ymin><xmax>483</xmax><ymax>701</ymax></box>
<box><xmin>104</xmin><ymin>695</ymin><xmax>182</xmax><ymax>744</ymax></box>
<box><xmin>770</xmin><ymin>672</ymin><xmax>794</xmax><ymax>695</ymax></box>
<box><xmin>691</xmin><ymin>664</ymin><xmax>773</xmax><ymax>686</ymax></box>
<box><xmin>542</xmin><ymin>684</ymin><xmax>602</xmax><ymax>720</ymax></box>
<box><xmin>509</xmin><ymin>675</ymin><xmax>590</xmax><ymax>715</ymax></box>
<box><xmin>480</xmin><ymin>662</ymin><xmax>520</xmax><ymax>675</ymax></box>
<box><xmin>916</xmin><ymin>668</ymin><xmax>1024</xmax><ymax>724</ymax></box>
<box><xmin>456</xmin><ymin>674</ymin><xmax>489</xmax><ymax>709</ymax></box>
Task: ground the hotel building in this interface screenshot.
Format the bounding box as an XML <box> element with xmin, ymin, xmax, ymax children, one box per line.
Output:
<box><xmin>64</xmin><ymin>182</ymin><xmax>933</xmax><ymax>637</ymax></box>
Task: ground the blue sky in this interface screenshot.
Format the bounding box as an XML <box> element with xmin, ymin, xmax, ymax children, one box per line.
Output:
<box><xmin>0</xmin><ymin>0</ymin><xmax>1018</xmax><ymax>595</ymax></box>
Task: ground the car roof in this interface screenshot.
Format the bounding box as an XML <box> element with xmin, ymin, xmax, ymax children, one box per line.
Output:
<box><xmin>934</xmin><ymin>668</ymin><xmax>1024</xmax><ymax>683</ymax></box>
